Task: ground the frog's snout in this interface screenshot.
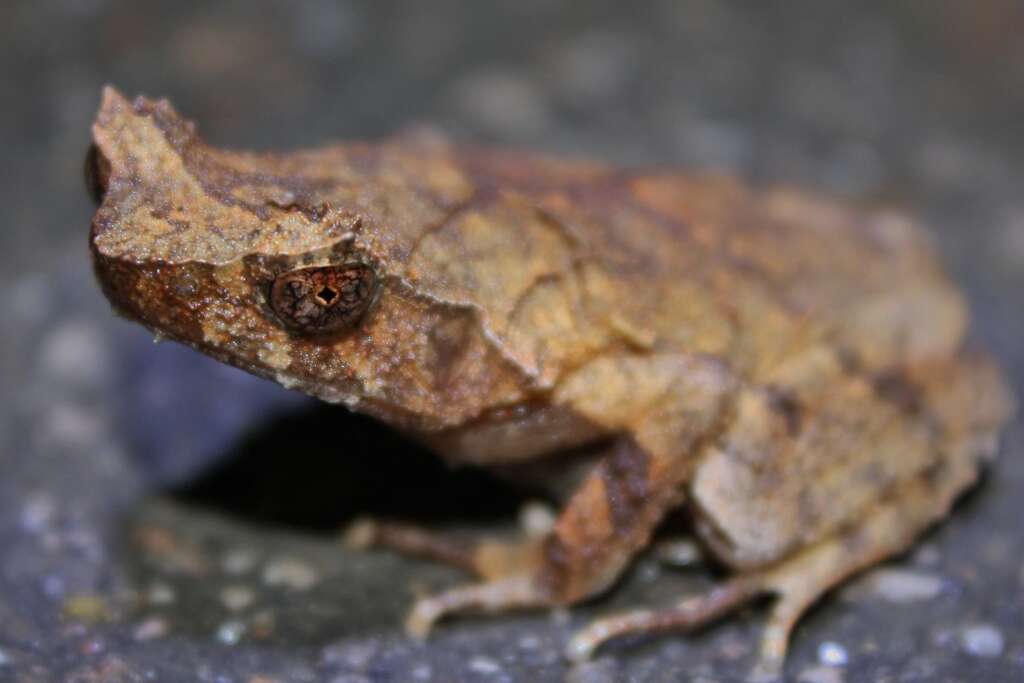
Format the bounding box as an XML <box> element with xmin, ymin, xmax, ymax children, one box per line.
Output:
<box><xmin>84</xmin><ymin>143</ymin><xmax>111</xmax><ymax>205</ymax></box>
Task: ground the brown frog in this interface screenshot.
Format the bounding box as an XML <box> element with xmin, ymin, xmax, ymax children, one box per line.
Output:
<box><xmin>87</xmin><ymin>87</ymin><xmax>1014</xmax><ymax>677</ymax></box>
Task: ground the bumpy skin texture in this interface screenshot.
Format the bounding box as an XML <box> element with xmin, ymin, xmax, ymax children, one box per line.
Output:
<box><xmin>89</xmin><ymin>88</ymin><xmax>1014</xmax><ymax>676</ymax></box>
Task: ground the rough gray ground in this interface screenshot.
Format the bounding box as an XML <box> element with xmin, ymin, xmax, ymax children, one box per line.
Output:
<box><xmin>2</xmin><ymin>1</ymin><xmax>1023</xmax><ymax>681</ymax></box>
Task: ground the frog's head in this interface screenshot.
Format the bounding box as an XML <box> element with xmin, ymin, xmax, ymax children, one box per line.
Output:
<box><xmin>88</xmin><ymin>87</ymin><xmax>526</xmax><ymax>429</ymax></box>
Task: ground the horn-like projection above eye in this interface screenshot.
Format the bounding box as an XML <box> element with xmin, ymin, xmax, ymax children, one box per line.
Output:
<box><xmin>269</xmin><ymin>264</ymin><xmax>376</xmax><ymax>335</ymax></box>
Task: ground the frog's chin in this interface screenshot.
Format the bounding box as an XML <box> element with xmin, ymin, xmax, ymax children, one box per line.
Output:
<box><xmin>272</xmin><ymin>371</ymin><xmax>363</xmax><ymax>411</ymax></box>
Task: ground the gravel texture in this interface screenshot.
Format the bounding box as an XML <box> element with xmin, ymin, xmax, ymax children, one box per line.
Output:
<box><xmin>2</xmin><ymin>1</ymin><xmax>1023</xmax><ymax>681</ymax></box>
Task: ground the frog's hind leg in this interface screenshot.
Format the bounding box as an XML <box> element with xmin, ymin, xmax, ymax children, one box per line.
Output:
<box><xmin>567</xmin><ymin>438</ymin><xmax>985</xmax><ymax>679</ymax></box>
<box><xmin>397</xmin><ymin>353</ymin><xmax>739</xmax><ymax>639</ymax></box>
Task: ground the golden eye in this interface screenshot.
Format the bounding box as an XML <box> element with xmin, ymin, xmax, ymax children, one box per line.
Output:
<box><xmin>269</xmin><ymin>264</ymin><xmax>376</xmax><ymax>335</ymax></box>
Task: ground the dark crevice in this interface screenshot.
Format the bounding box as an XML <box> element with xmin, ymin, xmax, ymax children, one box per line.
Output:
<box><xmin>172</xmin><ymin>404</ymin><xmax>528</xmax><ymax>533</ymax></box>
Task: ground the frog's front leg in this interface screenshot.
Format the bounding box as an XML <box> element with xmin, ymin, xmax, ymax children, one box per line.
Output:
<box><xmin>403</xmin><ymin>353</ymin><xmax>737</xmax><ymax>636</ymax></box>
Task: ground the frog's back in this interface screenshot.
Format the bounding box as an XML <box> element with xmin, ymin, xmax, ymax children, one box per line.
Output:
<box><xmin>461</xmin><ymin>147</ymin><xmax>968</xmax><ymax>380</ymax></box>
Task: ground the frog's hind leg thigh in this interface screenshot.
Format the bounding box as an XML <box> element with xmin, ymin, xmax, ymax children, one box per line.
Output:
<box><xmin>404</xmin><ymin>354</ymin><xmax>737</xmax><ymax>638</ymax></box>
<box><xmin>568</xmin><ymin>450</ymin><xmax>981</xmax><ymax>678</ymax></box>
<box><xmin>402</xmin><ymin>437</ymin><xmax>690</xmax><ymax>638</ymax></box>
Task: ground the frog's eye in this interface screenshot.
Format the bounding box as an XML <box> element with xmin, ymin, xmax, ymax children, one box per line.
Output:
<box><xmin>269</xmin><ymin>264</ymin><xmax>376</xmax><ymax>335</ymax></box>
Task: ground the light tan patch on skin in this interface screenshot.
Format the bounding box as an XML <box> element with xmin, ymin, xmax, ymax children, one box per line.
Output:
<box><xmin>213</xmin><ymin>260</ymin><xmax>249</xmax><ymax>297</ymax></box>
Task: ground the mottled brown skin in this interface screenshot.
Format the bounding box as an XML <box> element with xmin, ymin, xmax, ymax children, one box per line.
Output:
<box><xmin>89</xmin><ymin>87</ymin><xmax>1014</xmax><ymax>677</ymax></box>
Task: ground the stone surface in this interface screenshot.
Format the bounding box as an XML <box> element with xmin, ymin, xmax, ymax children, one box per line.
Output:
<box><xmin>1</xmin><ymin>1</ymin><xmax>1023</xmax><ymax>681</ymax></box>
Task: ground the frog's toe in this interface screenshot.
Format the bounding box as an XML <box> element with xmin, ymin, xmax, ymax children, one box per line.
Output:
<box><xmin>565</xmin><ymin>576</ymin><xmax>763</xmax><ymax>662</ymax></box>
<box><xmin>405</xmin><ymin>575</ymin><xmax>548</xmax><ymax>638</ymax></box>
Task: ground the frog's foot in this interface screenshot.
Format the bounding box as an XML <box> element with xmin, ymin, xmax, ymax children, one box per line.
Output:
<box><xmin>567</xmin><ymin>451</ymin><xmax>981</xmax><ymax>680</ymax></box>
<box><xmin>345</xmin><ymin>517</ymin><xmax>555</xmax><ymax>638</ymax></box>
<box><xmin>406</xmin><ymin>575</ymin><xmax>551</xmax><ymax>638</ymax></box>
<box><xmin>344</xmin><ymin>517</ymin><xmax>546</xmax><ymax>581</ymax></box>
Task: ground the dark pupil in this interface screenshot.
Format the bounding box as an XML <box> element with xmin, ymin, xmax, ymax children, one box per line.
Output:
<box><xmin>316</xmin><ymin>286</ymin><xmax>338</xmax><ymax>304</ymax></box>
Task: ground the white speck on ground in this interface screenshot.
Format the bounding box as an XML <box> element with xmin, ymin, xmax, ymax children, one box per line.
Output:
<box><xmin>636</xmin><ymin>559</ymin><xmax>661</xmax><ymax>583</ymax></box>
<box><xmin>566</xmin><ymin>658</ymin><xmax>620</xmax><ymax>683</ymax></box>
<box><xmin>38</xmin><ymin>319</ymin><xmax>110</xmax><ymax>388</ymax></box>
<box><xmin>216</xmin><ymin>620</ymin><xmax>246</xmax><ymax>646</ymax></box>
<box><xmin>517</xmin><ymin>634</ymin><xmax>540</xmax><ymax>651</ymax></box>
<box><xmin>133</xmin><ymin>617</ymin><xmax>168</xmax><ymax>641</ymax></box>
<box><xmin>797</xmin><ymin>664</ymin><xmax>845</xmax><ymax>683</ymax></box>
<box><xmin>410</xmin><ymin>663</ymin><xmax>432</xmax><ymax>680</ymax></box>
<box><xmin>960</xmin><ymin>623</ymin><xmax>1005</xmax><ymax>657</ymax></box>
<box><xmin>146</xmin><ymin>582</ymin><xmax>176</xmax><ymax>606</ymax></box>
<box><xmin>549</xmin><ymin>607</ymin><xmax>571</xmax><ymax>626</ymax></box>
<box><xmin>654</xmin><ymin>538</ymin><xmax>702</xmax><ymax>567</ymax></box>
<box><xmin>0</xmin><ymin>648</ymin><xmax>9</xmax><ymax>666</ymax></box>
<box><xmin>220</xmin><ymin>585</ymin><xmax>255</xmax><ymax>612</ymax></box>
<box><xmin>519</xmin><ymin>500</ymin><xmax>556</xmax><ymax>537</ymax></box>
<box><xmin>468</xmin><ymin>656</ymin><xmax>502</xmax><ymax>674</ymax></box>
<box><xmin>222</xmin><ymin>548</ymin><xmax>258</xmax><ymax>575</ymax></box>
<box><xmin>860</xmin><ymin>568</ymin><xmax>945</xmax><ymax>603</ymax></box>
<box><xmin>262</xmin><ymin>557</ymin><xmax>319</xmax><ymax>590</ymax></box>
<box><xmin>320</xmin><ymin>640</ymin><xmax>378</xmax><ymax>670</ymax></box>
<box><xmin>19</xmin><ymin>493</ymin><xmax>56</xmax><ymax>534</ymax></box>
<box><xmin>817</xmin><ymin>641</ymin><xmax>849</xmax><ymax>667</ymax></box>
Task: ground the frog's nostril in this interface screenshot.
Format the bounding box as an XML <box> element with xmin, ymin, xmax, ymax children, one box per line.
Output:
<box><xmin>84</xmin><ymin>143</ymin><xmax>111</xmax><ymax>205</ymax></box>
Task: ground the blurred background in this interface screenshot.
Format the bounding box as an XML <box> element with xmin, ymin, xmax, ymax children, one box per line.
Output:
<box><xmin>1</xmin><ymin>1</ymin><xmax>1022</xmax><ymax>681</ymax></box>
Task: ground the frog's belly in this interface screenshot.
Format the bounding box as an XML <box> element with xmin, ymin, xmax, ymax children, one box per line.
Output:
<box><xmin>422</xmin><ymin>402</ymin><xmax>609</xmax><ymax>467</ymax></box>
<box><xmin>689</xmin><ymin>349</ymin><xmax>1010</xmax><ymax>571</ymax></box>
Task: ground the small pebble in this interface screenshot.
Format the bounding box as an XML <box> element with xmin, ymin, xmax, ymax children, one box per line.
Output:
<box><xmin>220</xmin><ymin>585</ymin><xmax>255</xmax><ymax>612</ymax></box>
<box><xmin>19</xmin><ymin>494</ymin><xmax>56</xmax><ymax>534</ymax></box>
<box><xmin>517</xmin><ymin>634</ymin><xmax>540</xmax><ymax>651</ymax></box>
<box><xmin>63</xmin><ymin>595</ymin><xmax>109</xmax><ymax>623</ymax></box>
<box><xmin>320</xmin><ymin>641</ymin><xmax>377</xmax><ymax>669</ymax></box>
<box><xmin>0</xmin><ymin>648</ymin><xmax>9</xmax><ymax>666</ymax></box>
<box><xmin>216</xmin><ymin>620</ymin><xmax>246</xmax><ymax>646</ymax></box>
<box><xmin>410</xmin><ymin>663</ymin><xmax>432</xmax><ymax>680</ymax></box>
<box><xmin>222</xmin><ymin>548</ymin><xmax>258</xmax><ymax>575</ymax></box>
<box><xmin>865</xmin><ymin>568</ymin><xmax>944</xmax><ymax>603</ymax></box>
<box><xmin>654</xmin><ymin>538</ymin><xmax>702</xmax><ymax>567</ymax></box>
<box><xmin>262</xmin><ymin>557</ymin><xmax>319</xmax><ymax>590</ymax></box>
<box><xmin>81</xmin><ymin>637</ymin><xmax>105</xmax><ymax>655</ymax></box>
<box><xmin>133</xmin><ymin>617</ymin><xmax>168</xmax><ymax>641</ymax></box>
<box><xmin>41</xmin><ymin>574</ymin><xmax>65</xmax><ymax>599</ymax></box>
<box><xmin>38</xmin><ymin>320</ymin><xmax>110</xmax><ymax>387</ymax></box>
<box><xmin>960</xmin><ymin>624</ymin><xmax>1004</xmax><ymax>658</ymax></box>
<box><xmin>797</xmin><ymin>665</ymin><xmax>845</xmax><ymax>683</ymax></box>
<box><xmin>519</xmin><ymin>501</ymin><xmax>556</xmax><ymax>537</ymax></box>
<box><xmin>468</xmin><ymin>656</ymin><xmax>501</xmax><ymax>674</ymax></box>
<box><xmin>147</xmin><ymin>582</ymin><xmax>176</xmax><ymax>605</ymax></box>
<box><xmin>636</xmin><ymin>559</ymin><xmax>661</xmax><ymax>583</ymax></box>
<box><xmin>817</xmin><ymin>641</ymin><xmax>848</xmax><ymax>667</ymax></box>
<box><xmin>566</xmin><ymin>658</ymin><xmax>620</xmax><ymax>683</ymax></box>
<box><xmin>549</xmin><ymin>607</ymin><xmax>571</xmax><ymax>625</ymax></box>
